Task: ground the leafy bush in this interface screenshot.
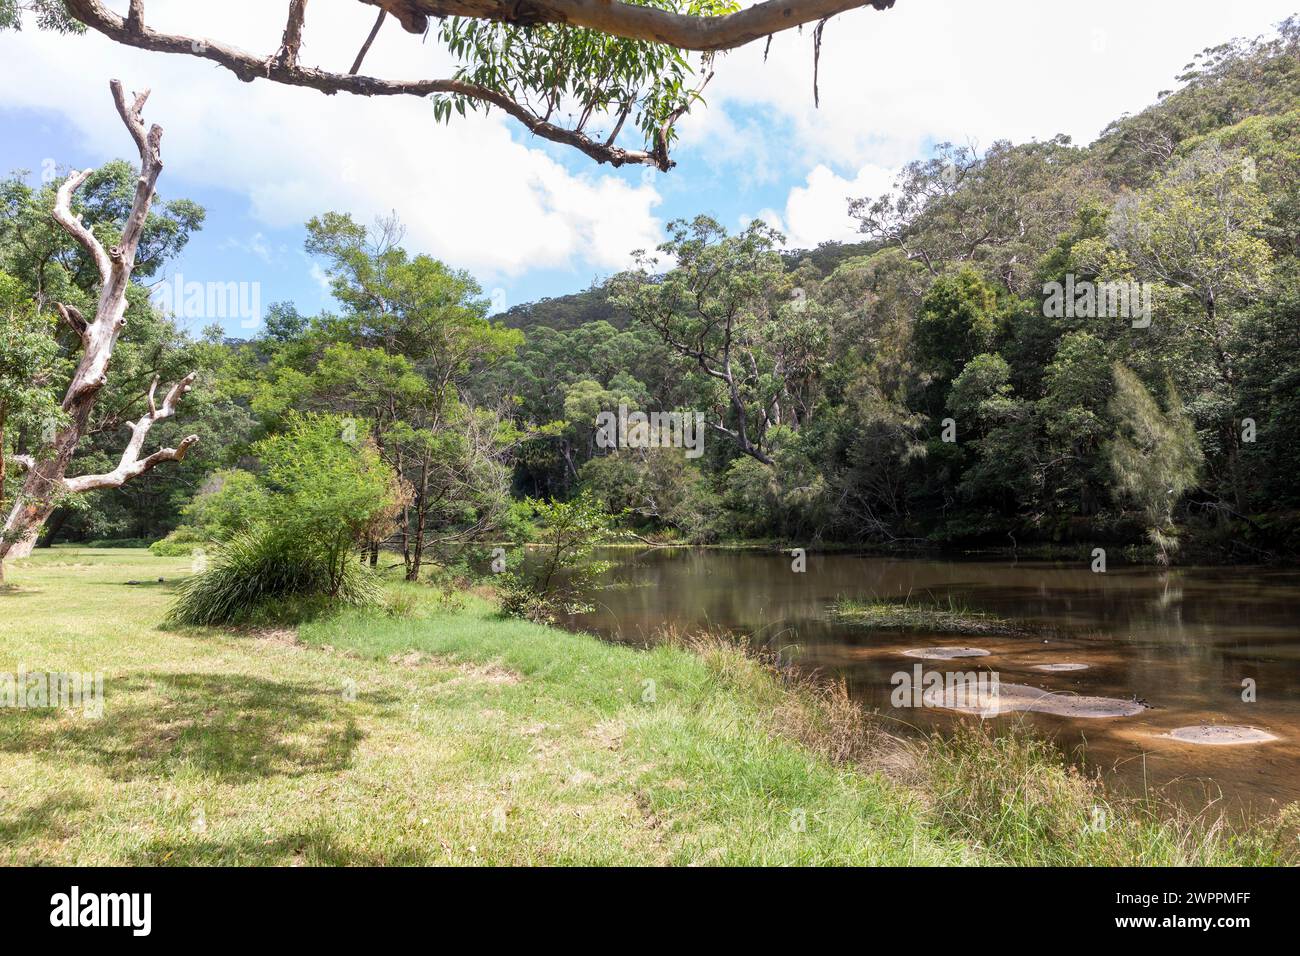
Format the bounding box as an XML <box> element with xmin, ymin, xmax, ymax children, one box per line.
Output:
<box><xmin>166</xmin><ymin>413</ymin><xmax>405</xmax><ymax>626</ymax></box>
<box><xmin>497</xmin><ymin>491</ymin><xmax>615</xmax><ymax>622</ymax></box>
<box><xmin>149</xmin><ymin>525</ymin><xmax>211</xmax><ymax>557</ymax></box>
<box><xmin>182</xmin><ymin>468</ymin><xmax>270</xmax><ymax>541</ymax></box>
<box><xmin>80</xmin><ymin>538</ymin><xmax>151</xmax><ymax>549</ymax></box>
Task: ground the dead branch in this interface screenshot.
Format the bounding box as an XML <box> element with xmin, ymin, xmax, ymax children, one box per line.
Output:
<box><xmin>62</xmin><ymin>373</ymin><xmax>200</xmax><ymax>493</ymax></box>
<box><xmin>350</xmin><ymin>9</ymin><xmax>387</xmax><ymax>75</ymax></box>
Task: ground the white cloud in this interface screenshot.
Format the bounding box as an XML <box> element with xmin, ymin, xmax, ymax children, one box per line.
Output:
<box><xmin>0</xmin><ymin>0</ymin><xmax>661</xmax><ymax>279</ymax></box>
<box><xmin>764</xmin><ymin>163</ymin><xmax>896</xmax><ymax>249</ymax></box>
<box><xmin>4</xmin><ymin>0</ymin><xmax>1295</xmax><ymax>278</ymax></box>
<box><xmin>691</xmin><ymin>0</ymin><xmax>1298</xmax><ymax>167</ymax></box>
<box><xmin>689</xmin><ymin>0</ymin><xmax>1297</xmax><ymax>250</ymax></box>
<box><xmin>220</xmin><ymin>232</ymin><xmax>278</xmax><ymax>264</ymax></box>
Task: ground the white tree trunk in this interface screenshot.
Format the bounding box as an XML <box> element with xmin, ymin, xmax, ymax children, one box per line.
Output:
<box><xmin>0</xmin><ymin>80</ymin><xmax>198</xmax><ymax>570</ymax></box>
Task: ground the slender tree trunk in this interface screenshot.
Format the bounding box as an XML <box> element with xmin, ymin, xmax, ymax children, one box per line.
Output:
<box><xmin>406</xmin><ymin>453</ymin><xmax>429</xmax><ymax>581</ymax></box>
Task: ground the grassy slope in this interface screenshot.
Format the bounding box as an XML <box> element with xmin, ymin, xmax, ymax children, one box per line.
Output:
<box><xmin>0</xmin><ymin>548</ymin><xmax>961</xmax><ymax>865</ymax></box>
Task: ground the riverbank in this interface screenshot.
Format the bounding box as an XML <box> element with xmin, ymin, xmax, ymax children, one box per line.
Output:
<box><xmin>1</xmin><ymin>548</ymin><xmax>1294</xmax><ymax>865</ymax></box>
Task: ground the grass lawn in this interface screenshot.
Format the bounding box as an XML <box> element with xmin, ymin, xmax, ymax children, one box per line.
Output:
<box><xmin>1</xmin><ymin>547</ymin><xmax>1293</xmax><ymax>866</ymax></box>
<box><xmin>0</xmin><ymin>547</ymin><xmax>961</xmax><ymax>865</ymax></box>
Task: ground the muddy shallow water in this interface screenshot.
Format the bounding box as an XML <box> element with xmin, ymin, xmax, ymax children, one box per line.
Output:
<box><xmin>560</xmin><ymin>548</ymin><xmax>1300</xmax><ymax>815</ymax></box>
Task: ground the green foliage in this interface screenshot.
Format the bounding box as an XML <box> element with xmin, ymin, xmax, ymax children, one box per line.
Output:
<box><xmin>1107</xmin><ymin>364</ymin><xmax>1203</xmax><ymax>564</ymax></box>
<box><xmin>253</xmin><ymin>413</ymin><xmax>404</xmax><ymax>588</ymax></box>
<box><xmin>611</xmin><ymin>215</ymin><xmax>829</xmax><ymax>464</ymax></box>
<box><xmin>148</xmin><ymin>524</ymin><xmax>210</xmax><ymax>557</ymax></box>
<box><xmin>181</xmin><ymin>468</ymin><xmax>270</xmax><ymax>541</ymax></box>
<box><xmin>580</xmin><ymin>447</ymin><xmax>720</xmax><ymax>542</ymax></box>
<box><xmin>915</xmin><ymin>269</ymin><xmax>1002</xmax><ymax>383</ymax></box>
<box><xmin>166</xmin><ymin>413</ymin><xmax>402</xmax><ymax>625</ymax></box>
<box><xmin>499</xmin><ymin>491</ymin><xmax>616</xmax><ymax>622</ymax></box>
<box><xmin>0</xmin><ymin>276</ymin><xmax>64</xmax><ymax>554</ymax></box>
<box><xmin>433</xmin><ymin>0</ymin><xmax>739</xmax><ymax>155</ymax></box>
<box><xmin>167</xmin><ymin>524</ymin><xmax>382</xmax><ymax>627</ymax></box>
<box><xmin>0</xmin><ymin>0</ymin><xmax>82</xmax><ymax>33</ymax></box>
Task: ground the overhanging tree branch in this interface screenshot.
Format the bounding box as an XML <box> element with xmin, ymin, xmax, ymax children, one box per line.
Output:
<box><xmin>62</xmin><ymin>0</ymin><xmax>899</xmax><ymax>170</ymax></box>
<box><xmin>64</xmin><ymin>0</ymin><xmax>686</xmax><ymax>168</ymax></box>
<box><xmin>364</xmin><ymin>0</ymin><xmax>896</xmax><ymax>51</ymax></box>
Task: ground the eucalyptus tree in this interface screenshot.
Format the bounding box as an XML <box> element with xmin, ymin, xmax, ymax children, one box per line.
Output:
<box><xmin>612</xmin><ymin>216</ymin><xmax>830</xmax><ymax>466</ymax></box>
<box><xmin>272</xmin><ymin>212</ymin><xmax>523</xmax><ymax>579</ymax></box>
<box><xmin>10</xmin><ymin>0</ymin><xmax>901</xmax><ymax>172</ymax></box>
<box><xmin>0</xmin><ymin>81</ymin><xmax>204</xmax><ymax>572</ymax></box>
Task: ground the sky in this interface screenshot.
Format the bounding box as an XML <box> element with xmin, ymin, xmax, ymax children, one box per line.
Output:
<box><xmin>0</xmin><ymin>0</ymin><xmax>1295</xmax><ymax>337</ymax></box>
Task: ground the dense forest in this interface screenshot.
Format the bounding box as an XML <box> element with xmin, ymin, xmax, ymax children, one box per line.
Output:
<box><xmin>4</xmin><ymin>19</ymin><xmax>1299</xmax><ymax>568</ymax></box>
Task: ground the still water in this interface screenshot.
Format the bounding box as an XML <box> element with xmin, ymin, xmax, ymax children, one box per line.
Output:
<box><xmin>561</xmin><ymin>547</ymin><xmax>1300</xmax><ymax>814</ymax></box>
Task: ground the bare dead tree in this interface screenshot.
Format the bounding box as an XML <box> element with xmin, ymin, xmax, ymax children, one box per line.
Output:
<box><xmin>62</xmin><ymin>0</ymin><xmax>899</xmax><ymax>171</ymax></box>
<box><xmin>0</xmin><ymin>79</ymin><xmax>198</xmax><ymax>568</ymax></box>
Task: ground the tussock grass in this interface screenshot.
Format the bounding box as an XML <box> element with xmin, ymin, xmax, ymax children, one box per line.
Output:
<box><xmin>923</xmin><ymin>723</ymin><xmax>1300</xmax><ymax>865</ymax></box>
<box><xmin>167</xmin><ymin>528</ymin><xmax>381</xmax><ymax>627</ymax></box>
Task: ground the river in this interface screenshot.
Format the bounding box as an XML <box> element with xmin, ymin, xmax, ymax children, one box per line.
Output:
<box><xmin>559</xmin><ymin>547</ymin><xmax>1300</xmax><ymax>815</ymax></box>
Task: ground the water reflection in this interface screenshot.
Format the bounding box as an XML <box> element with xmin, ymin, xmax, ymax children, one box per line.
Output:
<box><xmin>561</xmin><ymin>547</ymin><xmax>1300</xmax><ymax>813</ymax></box>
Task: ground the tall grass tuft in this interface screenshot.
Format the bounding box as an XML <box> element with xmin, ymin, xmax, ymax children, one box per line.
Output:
<box><xmin>166</xmin><ymin>525</ymin><xmax>382</xmax><ymax>627</ymax></box>
<box><xmin>924</xmin><ymin>722</ymin><xmax>1299</xmax><ymax>865</ymax></box>
<box><xmin>651</xmin><ymin>621</ymin><xmax>1300</xmax><ymax>866</ymax></box>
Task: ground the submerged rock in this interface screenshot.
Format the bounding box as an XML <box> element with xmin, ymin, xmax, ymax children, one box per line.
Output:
<box><xmin>1160</xmin><ymin>725</ymin><xmax>1279</xmax><ymax>745</ymax></box>
<box><xmin>939</xmin><ymin>682</ymin><xmax>1145</xmax><ymax>718</ymax></box>
<box><xmin>900</xmin><ymin>646</ymin><xmax>991</xmax><ymax>660</ymax></box>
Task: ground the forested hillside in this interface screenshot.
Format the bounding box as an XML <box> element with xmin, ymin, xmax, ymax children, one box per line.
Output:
<box><xmin>5</xmin><ymin>18</ymin><xmax>1298</xmax><ymax>563</ymax></box>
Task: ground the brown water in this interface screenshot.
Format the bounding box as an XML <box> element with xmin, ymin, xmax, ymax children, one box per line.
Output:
<box><xmin>562</xmin><ymin>547</ymin><xmax>1300</xmax><ymax>815</ymax></box>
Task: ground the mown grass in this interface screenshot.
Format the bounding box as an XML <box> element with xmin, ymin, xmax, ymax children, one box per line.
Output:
<box><xmin>1</xmin><ymin>547</ymin><xmax>1294</xmax><ymax>866</ymax></box>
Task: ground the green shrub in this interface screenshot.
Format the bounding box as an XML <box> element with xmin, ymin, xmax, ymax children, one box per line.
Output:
<box><xmin>182</xmin><ymin>468</ymin><xmax>270</xmax><ymax>541</ymax></box>
<box><xmin>497</xmin><ymin>491</ymin><xmax>615</xmax><ymax>622</ymax></box>
<box><xmin>166</xmin><ymin>413</ymin><xmax>404</xmax><ymax>626</ymax></box>
<box><xmin>167</xmin><ymin>525</ymin><xmax>382</xmax><ymax>627</ymax></box>
<box><xmin>80</xmin><ymin>538</ymin><xmax>151</xmax><ymax>549</ymax></box>
<box><xmin>149</xmin><ymin>525</ymin><xmax>211</xmax><ymax>557</ymax></box>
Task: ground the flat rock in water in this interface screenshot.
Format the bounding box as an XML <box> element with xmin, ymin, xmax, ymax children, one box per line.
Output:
<box><xmin>1161</xmin><ymin>725</ymin><xmax>1279</xmax><ymax>745</ymax></box>
<box><xmin>1030</xmin><ymin>662</ymin><xmax>1090</xmax><ymax>672</ymax></box>
<box><xmin>939</xmin><ymin>682</ymin><xmax>1144</xmax><ymax>718</ymax></box>
<box><xmin>900</xmin><ymin>646</ymin><xmax>990</xmax><ymax>660</ymax></box>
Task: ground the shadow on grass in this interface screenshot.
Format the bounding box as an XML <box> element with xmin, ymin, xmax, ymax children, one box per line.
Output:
<box><xmin>122</xmin><ymin>823</ymin><xmax>442</xmax><ymax>866</ymax></box>
<box><xmin>0</xmin><ymin>792</ymin><xmax>90</xmax><ymax>844</ymax></box>
<box><xmin>0</xmin><ymin>672</ymin><xmax>384</xmax><ymax>783</ymax></box>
